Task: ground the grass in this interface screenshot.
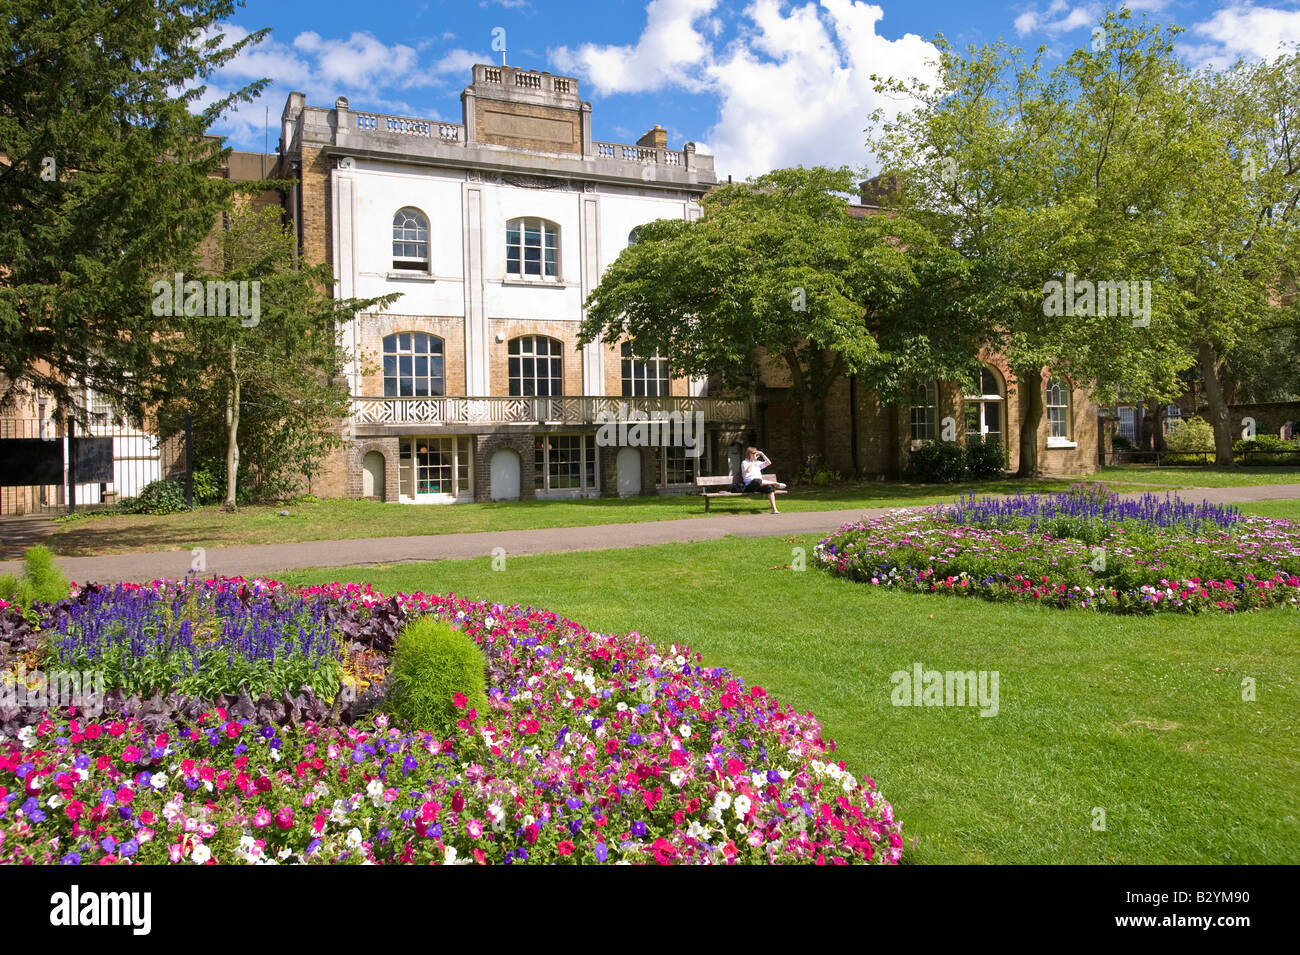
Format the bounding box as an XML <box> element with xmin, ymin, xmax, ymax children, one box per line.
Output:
<box><xmin>42</xmin><ymin>466</ymin><xmax>1299</xmax><ymax>558</ymax></box>
<box><xmin>276</xmin><ymin>498</ymin><xmax>1300</xmax><ymax>865</ymax></box>
<box><xmin>1096</xmin><ymin>464</ymin><xmax>1300</xmax><ymax>488</ymax></box>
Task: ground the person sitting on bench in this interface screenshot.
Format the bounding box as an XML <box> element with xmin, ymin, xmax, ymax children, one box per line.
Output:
<box><xmin>736</xmin><ymin>446</ymin><xmax>784</xmax><ymax>514</ymax></box>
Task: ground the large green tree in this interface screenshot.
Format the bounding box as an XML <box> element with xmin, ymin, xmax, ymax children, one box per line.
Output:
<box><xmin>580</xmin><ymin>165</ymin><xmax>983</xmax><ymax>469</ymax></box>
<box><xmin>0</xmin><ymin>0</ymin><xmax>267</xmax><ymax>415</ymax></box>
<box><xmin>870</xmin><ymin>10</ymin><xmax>1195</xmax><ymax>475</ymax></box>
<box><xmin>151</xmin><ymin>205</ymin><xmax>395</xmax><ymax>507</ymax></box>
<box><xmin>1161</xmin><ymin>54</ymin><xmax>1300</xmax><ymax>462</ymax></box>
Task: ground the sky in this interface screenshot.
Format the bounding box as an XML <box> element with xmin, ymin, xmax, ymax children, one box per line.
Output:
<box><xmin>206</xmin><ymin>0</ymin><xmax>1300</xmax><ymax>181</ymax></box>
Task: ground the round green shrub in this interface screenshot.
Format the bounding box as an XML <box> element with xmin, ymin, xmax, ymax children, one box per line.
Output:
<box><xmin>965</xmin><ymin>435</ymin><xmax>1007</xmax><ymax>480</ymax></box>
<box><xmin>123</xmin><ymin>479</ymin><xmax>191</xmax><ymax>515</ymax></box>
<box><xmin>190</xmin><ymin>460</ymin><xmax>224</xmax><ymax>504</ymax></box>
<box><xmin>1164</xmin><ymin>417</ymin><xmax>1215</xmax><ymax>453</ymax></box>
<box><xmin>908</xmin><ymin>440</ymin><xmax>967</xmax><ymax>483</ymax></box>
<box><xmin>385</xmin><ymin>617</ymin><xmax>489</xmax><ymax>732</ymax></box>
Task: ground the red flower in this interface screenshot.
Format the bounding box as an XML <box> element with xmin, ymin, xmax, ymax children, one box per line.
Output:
<box><xmin>275</xmin><ymin>807</ymin><xmax>294</xmax><ymax>830</ymax></box>
<box><xmin>451</xmin><ymin>790</ymin><xmax>465</xmax><ymax>813</ymax></box>
<box><xmin>524</xmin><ymin>824</ymin><xmax>539</xmax><ymax>845</ymax></box>
<box><xmin>453</xmin><ymin>692</ymin><xmax>468</xmax><ymax>710</ymax></box>
<box><xmin>726</xmin><ymin>757</ymin><xmax>746</xmax><ymax>777</ymax></box>
<box><xmin>557</xmin><ymin>840</ymin><xmax>575</xmax><ymax>856</ymax></box>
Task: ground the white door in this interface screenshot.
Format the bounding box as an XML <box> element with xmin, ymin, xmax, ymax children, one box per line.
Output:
<box><xmin>490</xmin><ymin>449</ymin><xmax>520</xmax><ymax>501</ymax></box>
<box><xmin>362</xmin><ymin>451</ymin><xmax>385</xmax><ymax>500</ymax></box>
<box><xmin>616</xmin><ymin>447</ymin><xmax>642</xmax><ymax>497</ymax></box>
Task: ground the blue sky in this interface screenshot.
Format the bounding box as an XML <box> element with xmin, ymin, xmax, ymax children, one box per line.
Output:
<box><xmin>207</xmin><ymin>0</ymin><xmax>1300</xmax><ymax>179</ymax></box>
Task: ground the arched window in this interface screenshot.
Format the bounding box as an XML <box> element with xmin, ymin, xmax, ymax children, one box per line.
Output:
<box><xmin>627</xmin><ymin>226</ymin><xmax>642</xmax><ymax>246</ymax></box>
<box><xmin>909</xmin><ymin>381</ymin><xmax>938</xmax><ymax>442</ymax></box>
<box><xmin>620</xmin><ymin>342</ymin><xmax>669</xmax><ymax>397</ymax></box>
<box><xmin>1046</xmin><ymin>377</ymin><xmax>1071</xmax><ymax>440</ymax></box>
<box><xmin>392</xmin><ymin>208</ymin><xmax>429</xmax><ymax>271</ymax></box>
<box><xmin>508</xmin><ymin>336</ymin><xmax>563</xmax><ymax>397</ymax></box>
<box><xmin>383</xmin><ymin>332</ymin><xmax>445</xmax><ymax>397</ymax></box>
<box><xmin>963</xmin><ymin>364</ymin><xmax>1004</xmax><ymax>444</ymax></box>
<box><xmin>506</xmin><ymin>218</ymin><xmax>559</xmax><ymax>279</ymax></box>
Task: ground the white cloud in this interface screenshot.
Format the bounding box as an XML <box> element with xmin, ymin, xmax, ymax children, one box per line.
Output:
<box><xmin>1013</xmin><ymin>2</ymin><xmax>1100</xmax><ymax>37</ymax></box>
<box><xmin>1188</xmin><ymin>3</ymin><xmax>1300</xmax><ymax>66</ymax></box>
<box><xmin>553</xmin><ymin>0</ymin><xmax>941</xmax><ymax>179</ymax></box>
<box><xmin>552</xmin><ymin>0</ymin><xmax>721</xmax><ymax>94</ymax></box>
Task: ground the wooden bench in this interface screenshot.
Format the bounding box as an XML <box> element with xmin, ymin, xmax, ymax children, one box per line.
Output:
<box><xmin>696</xmin><ymin>474</ymin><xmax>787</xmax><ymax>512</ymax></box>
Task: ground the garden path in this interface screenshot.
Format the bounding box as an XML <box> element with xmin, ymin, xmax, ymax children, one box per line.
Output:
<box><xmin>3</xmin><ymin>483</ymin><xmax>1298</xmax><ymax>585</ymax></box>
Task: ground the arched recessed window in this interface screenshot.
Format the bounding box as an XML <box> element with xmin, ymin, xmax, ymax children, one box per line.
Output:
<box><xmin>506</xmin><ymin>218</ymin><xmax>559</xmax><ymax>279</ymax></box>
<box><xmin>620</xmin><ymin>342</ymin><xmax>669</xmax><ymax>397</ymax></box>
<box><xmin>963</xmin><ymin>364</ymin><xmax>1004</xmax><ymax>444</ymax></box>
<box><xmin>627</xmin><ymin>226</ymin><xmax>642</xmax><ymax>246</ymax></box>
<box><xmin>383</xmin><ymin>332</ymin><xmax>445</xmax><ymax>397</ymax></box>
<box><xmin>909</xmin><ymin>381</ymin><xmax>938</xmax><ymax>442</ymax></box>
<box><xmin>1046</xmin><ymin>377</ymin><xmax>1071</xmax><ymax>440</ymax></box>
<box><xmin>508</xmin><ymin>335</ymin><xmax>563</xmax><ymax>396</ymax></box>
<box><xmin>392</xmin><ymin>208</ymin><xmax>429</xmax><ymax>271</ymax></box>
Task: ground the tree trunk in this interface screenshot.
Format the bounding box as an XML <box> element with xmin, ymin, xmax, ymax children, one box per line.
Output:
<box><xmin>224</xmin><ymin>343</ymin><xmax>241</xmax><ymax>510</ymax></box>
<box><xmin>1198</xmin><ymin>341</ymin><xmax>1235</xmax><ymax>466</ymax></box>
<box><xmin>782</xmin><ymin>350</ymin><xmax>809</xmax><ymax>474</ymax></box>
<box><xmin>1015</xmin><ymin>365</ymin><xmax>1044</xmax><ymax>479</ymax></box>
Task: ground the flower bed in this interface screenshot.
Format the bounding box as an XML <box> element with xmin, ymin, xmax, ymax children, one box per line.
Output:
<box><xmin>0</xmin><ymin>579</ymin><xmax>903</xmax><ymax>865</ymax></box>
<box><xmin>814</xmin><ymin>489</ymin><xmax>1300</xmax><ymax>613</ymax></box>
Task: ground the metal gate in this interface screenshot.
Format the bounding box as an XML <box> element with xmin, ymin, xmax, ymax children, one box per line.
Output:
<box><xmin>0</xmin><ymin>415</ymin><xmax>189</xmax><ymax>516</ymax></box>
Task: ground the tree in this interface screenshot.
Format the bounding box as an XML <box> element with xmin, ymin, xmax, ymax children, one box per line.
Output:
<box><xmin>1160</xmin><ymin>54</ymin><xmax>1300</xmax><ymax>462</ymax></box>
<box><xmin>870</xmin><ymin>10</ymin><xmax>1194</xmax><ymax>476</ymax></box>
<box><xmin>0</xmin><ymin>0</ymin><xmax>268</xmax><ymax>415</ymax></box>
<box><xmin>580</xmin><ymin>166</ymin><xmax>983</xmax><ymax>468</ymax></box>
<box><xmin>151</xmin><ymin>205</ymin><xmax>395</xmax><ymax>507</ymax></box>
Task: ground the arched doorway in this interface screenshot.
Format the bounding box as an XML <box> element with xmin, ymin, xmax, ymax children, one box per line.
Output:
<box><xmin>616</xmin><ymin>447</ymin><xmax>642</xmax><ymax>497</ymax></box>
<box><xmin>490</xmin><ymin>449</ymin><xmax>521</xmax><ymax>501</ymax></box>
<box><xmin>361</xmin><ymin>451</ymin><xmax>385</xmax><ymax>501</ymax></box>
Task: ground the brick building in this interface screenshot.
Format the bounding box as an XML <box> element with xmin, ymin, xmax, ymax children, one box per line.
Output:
<box><xmin>278</xmin><ymin>64</ymin><xmax>743</xmax><ymax>504</ymax></box>
<box><xmin>278</xmin><ymin>69</ymin><xmax>1099</xmax><ymax>503</ymax></box>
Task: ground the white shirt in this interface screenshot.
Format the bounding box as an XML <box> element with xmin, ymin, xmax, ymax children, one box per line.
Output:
<box><xmin>741</xmin><ymin>458</ymin><xmax>764</xmax><ymax>483</ymax></box>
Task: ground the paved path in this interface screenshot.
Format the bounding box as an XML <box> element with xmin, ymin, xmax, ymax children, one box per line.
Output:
<box><xmin>0</xmin><ymin>515</ymin><xmax>56</xmax><ymax>560</ymax></box>
<box><xmin>2</xmin><ymin>483</ymin><xmax>1298</xmax><ymax>585</ymax></box>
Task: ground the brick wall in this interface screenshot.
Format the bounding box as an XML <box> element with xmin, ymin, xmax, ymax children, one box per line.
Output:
<box><xmin>475</xmin><ymin>102</ymin><xmax>581</xmax><ymax>155</ymax></box>
<box><xmin>487</xmin><ymin>319</ymin><xmax>586</xmax><ymax>396</ymax></box>
<box><xmin>356</xmin><ymin>314</ymin><xmax>468</xmax><ymax>396</ymax></box>
<box><xmin>473</xmin><ymin>432</ymin><xmax>537</xmax><ymax>502</ymax></box>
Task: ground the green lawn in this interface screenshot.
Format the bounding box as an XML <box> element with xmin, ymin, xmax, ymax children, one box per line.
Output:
<box><xmin>277</xmin><ymin>499</ymin><xmax>1300</xmax><ymax>865</ymax></box>
<box><xmin>44</xmin><ymin>465</ymin><xmax>1299</xmax><ymax>557</ymax></box>
<box><xmin>1096</xmin><ymin>464</ymin><xmax>1300</xmax><ymax>488</ymax></box>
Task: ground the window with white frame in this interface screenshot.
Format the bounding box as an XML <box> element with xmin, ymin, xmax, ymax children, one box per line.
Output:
<box><xmin>383</xmin><ymin>333</ymin><xmax>445</xmax><ymax>397</ymax></box>
<box><xmin>534</xmin><ymin>434</ymin><xmax>597</xmax><ymax>491</ymax></box>
<box><xmin>657</xmin><ymin>445</ymin><xmax>698</xmax><ymax>486</ymax></box>
<box><xmin>1163</xmin><ymin>404</ymin><xmax>1182</xmax><ymax>433</ymax></box>
<box><xmin>1046</xmin><ymin>377</ymin><xmax>1071</xmax><ymax>440</ymax></box>
<box><xmin>392</xmin><ymin>208</ymin><xmax>429</xmax><ymax>271</ymax></box>
<box><xmin>621</xmin><ymin>342</ymin><xmax>669</xmax><ymax>397</ymax></box>
<box><xmin>627</xmin><ymin>226</ymin><xmax>641</xmax><ymax>246</ymax></box>
<box><xmin>909</xmin><ymin>381</ymin><xmax>938</xmax><ymax>442</ymax></box>
<box><xmin>1117</xmin><ymin>406</ymin><xmax>1138</xmax><ymax>442</ymax></box>
<box><xmin>398</xmin><ymin>436</ymin><xmax>472</xmax><ymax>498</ymax></box>
<box><xmin>506</xmin><ymin>218</ymin><xmax>559</xmax><ymax>279</ymax></box>
<box><xmin>509</xmin><ymin>336</ymin><xmax>563</xmax><ymax>397</ymax></box>
<box><xmin>964</xmin><ymin>365</ymin><xmax>1005</xmax><ymax>443</ymax></box>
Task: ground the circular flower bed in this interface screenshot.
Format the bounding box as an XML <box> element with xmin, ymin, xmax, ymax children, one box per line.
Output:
<box><xmin>814</xmin><ymin>487</ymin><xmax>1300</xmax><ymax>613</ymax></box>
<box><xmin>0</xmin><ymin>578</ymin><xmax>903</xmax><ymax>865</ymax></box>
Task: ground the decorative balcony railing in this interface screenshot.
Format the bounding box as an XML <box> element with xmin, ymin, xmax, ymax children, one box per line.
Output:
<box><xmin>354</xmin><ymin>111</ymin><xmax>463</xmax><ymax>142</ymax></box>
<box><xmin>350</xmin><ymin>395</ymin><xmax>749</xmax><ymax>427</ymax></box>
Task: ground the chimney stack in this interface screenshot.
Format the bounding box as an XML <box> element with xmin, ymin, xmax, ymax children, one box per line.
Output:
<box><xmin>637</xmin><ymin>124</ymin><xmax>668</xmax><ymax>149</ymax></box>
